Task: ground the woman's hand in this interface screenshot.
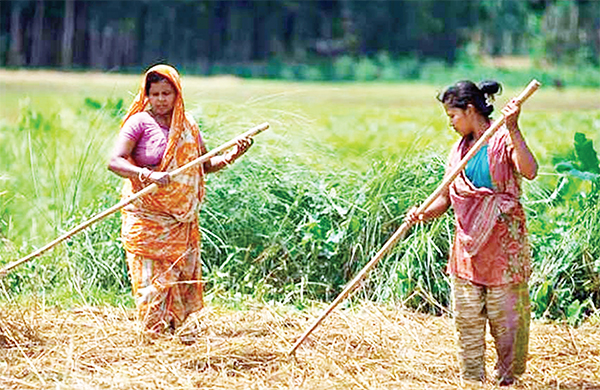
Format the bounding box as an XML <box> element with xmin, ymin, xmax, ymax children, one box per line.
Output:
<box><xmin>228</xmin><ymin>137</ymin><xmax>253</xmax><ymax>163</ymax></box>
<box><xmin>205</xmin><ymin>137</ymin><xmax>254</xmax><ymax>173</ymax></box>
<box><xmin>502</xmin><ymin>98</ymin><xmax>538</xmax><ymax>180</ymax></box>
<box><xmin>404</xmin><ymin>206</ymin><xmax>425</xmax><ymax>225</ymax></box>
<box><xmin>140</xmin><ymin>168</ymin><xmax>171</xmax><ymax>186</ymax></box>
<box><xmin>501</xmin><ymin>98</ymin><xmax>521</xmax><ymax>133</ymax></box>
<box><xmin>149</xmin><ymin>171</ymin><xmax>171</xmax><ymax>186</ymax></box>
<box><xmin>403</xmin><ymin>192</ymin><xmax>451</xmax><ymax>226</ymax></box>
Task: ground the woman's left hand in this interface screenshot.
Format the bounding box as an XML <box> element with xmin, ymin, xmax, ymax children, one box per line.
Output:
<box><xmin>228</xmin><ymin>137</ymin><xmax>254</xmax><ymax>162</ymax></box>
<box><xmin>501</xmin><ymin>98</ymin><xmax>521</xmax><ymax>133</ymax></box>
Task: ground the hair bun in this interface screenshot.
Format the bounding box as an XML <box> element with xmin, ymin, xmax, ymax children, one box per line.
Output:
<box><xmin>478</xmin><ymin>80</ymin><xmax>502</xmax><ymax>97</ymax></box>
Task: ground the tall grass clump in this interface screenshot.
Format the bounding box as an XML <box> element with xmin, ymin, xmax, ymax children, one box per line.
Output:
<box><xmin>527</xmin><ymin>132</ymin><xmax>600</xmax><ymax>325</ymax></box>
<box><xmin>200</xmin><ymin>149</ymin><xmax>453</xmax><ymax>314</ymax></box>
<box><xmin>0</xmin><ymin>98</ymin><xmax>128</xmax><ymax>305</ymax></box>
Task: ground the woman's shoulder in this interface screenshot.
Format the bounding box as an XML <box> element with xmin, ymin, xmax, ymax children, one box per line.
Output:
<box><xmin>122</xmin><ymin>111</ymin><xmax>154</xmax><ymax>127</ymax></box>
<box><xmin>445</xmin><ymin>138</ymin><xmax>465</xmax><ymax>169</ymax></box>
<box><xmin>126</xmin><ymin>111</ymin><xmax>154</xmax><ymax>123</ymax></box>
<box><xmin>120</xmin><ymin>112</ymin><xmax>158</xmax><ymax>139</ymax></box>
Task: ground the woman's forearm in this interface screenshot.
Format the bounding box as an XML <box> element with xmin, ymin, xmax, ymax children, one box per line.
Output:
<box><xmin>422</xmin><ymin>193</ymin><xmax>451</xmax><ymax>221</ymax></box>
<box><xmin>405</xmin><ymin>191</ymin><xmax>451</xmax><ymax>225</ymax></box>
<box><xmin>510</xmin><ymin>128</ymin><xmax>538</xmax><ymax>180</ymax></box>
<box><xmin>108</xmin><ymin>156</ymin><xmax>146</xmax><ymax>180</ymax></box>
<box><xmin>203</xmin><ymin>154</ymin><xmax>230</xmax><ymax>173</ymax></box>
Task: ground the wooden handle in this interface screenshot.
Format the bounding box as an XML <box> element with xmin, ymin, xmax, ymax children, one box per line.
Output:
<box><xmin>169</xmin><ymin>122</ymin><xmax>269</xmax><ymax>177</ymax></box>
<box><xmin>0</xmin><ymin>122</ymin><xmax>270</xmax><ymax>277</ymax></box>
<box><xmin>287</xmin><ymin>80</ymin><xmax>541</xmax><ymax>356</ymax></box>
<box><xmin>514</xmin><ymin>79</ymin><xmax>541</xmax><ymax>105</ymax></box>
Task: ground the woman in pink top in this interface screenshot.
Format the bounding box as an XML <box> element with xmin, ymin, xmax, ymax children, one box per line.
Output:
<box><xmin>406</xmin><ymin>80</ymin><xmax>538</xmax><ymax>386</ymax></box>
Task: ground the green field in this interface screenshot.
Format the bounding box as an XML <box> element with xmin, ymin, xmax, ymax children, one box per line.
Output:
<box><xmin>0</xmin><ymin>70</ymin><xmax>599</xmax><ymax>324</ymax></box>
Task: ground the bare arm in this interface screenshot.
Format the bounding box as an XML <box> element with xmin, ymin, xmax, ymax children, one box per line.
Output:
<box><xmin>107</xmin><ymin>134</ymin><xmax>170</xmax><ymax>186</ymax></box>
<box><xmin>502</xmin><ymin>99</ymin><xmax>538</xmax><ymax>180</ymax></box>
<box><xmin>203</xmin><ymin>138</ymin><xmax>253</xmax><ymax>174</ymax></box>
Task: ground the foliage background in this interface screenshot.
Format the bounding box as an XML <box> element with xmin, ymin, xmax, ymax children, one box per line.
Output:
<box><xmin>1</xmin><ymin>0</ymin><xmax>599</xmax><ymax>77</ymax></box>
<box><xmin>1</xmin><ymin>0</ymin><xmax>599</xmax><ymax>328</ymax></box>
<box><xmin>0</xmin><ymin>67</ymin><xmax>598</xmax><ymax>326</ymax></box>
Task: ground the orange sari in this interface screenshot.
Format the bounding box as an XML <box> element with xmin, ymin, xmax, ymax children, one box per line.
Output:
<box><xmin>120</xmin><ymin>65</ymin><xmax>205</xmax><ymax>333</ymax></box>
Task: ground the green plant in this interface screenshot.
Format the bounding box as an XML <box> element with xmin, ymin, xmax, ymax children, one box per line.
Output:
<box><xmin>1</xmin><ymin>73</ymin><xmax>598</xmax><ymax>326</ymax></box>
<box><xmin>554</xmin><ymin>132</ymin><xmax>599</xmax><ymax>202</ymax></box>
<box><xmin>528</xmin><ymin>132</ymin><xmax>600</xmax><ymax>325</ymax></box>
<box><xmin>84</xmin><ymin>97</ymin><xmax>125</xmax><ymax>119</ymax></box>
<box><xmin>354</xmin><ymin>57</ymin><xmax>379</xmax><ymax>81</ymax></box>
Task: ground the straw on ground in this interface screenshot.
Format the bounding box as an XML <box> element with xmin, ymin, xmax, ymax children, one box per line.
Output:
<box><xmin>0</xmin><ymin>302</ymin><xmax>598</xmax><ymax>390</ymax></box>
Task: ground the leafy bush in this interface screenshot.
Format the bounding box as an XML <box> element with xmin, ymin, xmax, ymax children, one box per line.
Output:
<box><xmin>200</xmin><ymin>153</ymin><xmax>452</xmax><ymax>313</ymax></box>
<box><xmin>354</xmin><ymin>57</ymin><xmax>379</xmax><ymax>81</ymax></box>
<box><xmin>332</xmin><ymin>55</ymin><xmax>355</xmax><ymax>80</ymax></box>
<box><xmin>207</xmin><ymin>54</ymin><xmax>600</xmax><ymax>87</ymax></box>
<box><xmin>528</xmin><ymin>132</ymin><xmax>600</xmax><ymax>325</ymax></box>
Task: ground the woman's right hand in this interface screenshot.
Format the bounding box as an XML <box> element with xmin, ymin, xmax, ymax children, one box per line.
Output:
<box><xmin>148</xmin><ymin>171</ymin><xmax>171</xmax><ymax>186</ymax></box>
<box><xmin>404</xmin><ymin>206</ymin><xmax>425</xmax><ymax>225</ymax></box>
<box><xmin>141</xmin><ymin>168</ymin><xmax>171</xmax><ymax>186</ymax></box>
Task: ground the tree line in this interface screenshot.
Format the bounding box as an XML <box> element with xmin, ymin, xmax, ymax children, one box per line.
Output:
<box><xmin>1</xmin><ymin>0</ymin><xmax>599</xmax><ymax>72</ymax></box>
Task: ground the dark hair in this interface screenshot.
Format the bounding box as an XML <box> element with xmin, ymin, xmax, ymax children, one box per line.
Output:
<box><xmin>144</xmin><ymin>71</ymin><xmax>175</xmax><ymax>95</ymax></box>
<box><xmin>437</xmin><ymin>80</ymin><xmax>502</xmax><ymax>118</ymax></box>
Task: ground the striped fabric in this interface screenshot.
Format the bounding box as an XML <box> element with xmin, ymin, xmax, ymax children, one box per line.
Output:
<box><xmin>452</xmin><ymin>277</ymin><xmax>530</xmax><ymax>383</ymax></box>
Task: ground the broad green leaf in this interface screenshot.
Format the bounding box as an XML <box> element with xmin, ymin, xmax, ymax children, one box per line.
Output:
<box><xmin>567</xmin><ymin>299</ymin><xmax>583</xmax><ymax>326</ymax></box>
<box><xmin>567</xmin><ymin>169</ymin><xmax>600</xmax><ymax>182</ymax></box>
<box><xmin>574</xmin><ymin>132</ymin><xmax>600</xmax><ymax>174</ymax></box>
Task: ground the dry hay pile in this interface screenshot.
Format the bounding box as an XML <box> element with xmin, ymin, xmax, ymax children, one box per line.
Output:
<box><xmin>0</xmin><ymin>302</ymin><xmax>598</xmax><ymax>390</ymax></box>
<box><xmin>0</xmin><ymin>306</ymin><xmax>42</xmax><ymax>350</ymax></box>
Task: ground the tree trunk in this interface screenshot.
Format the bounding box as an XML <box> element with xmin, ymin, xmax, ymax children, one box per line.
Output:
<box><xmin>208</xmin><ymin>1</ymin><xmax>228</xmax><ymax>65</ymax></box>
<box><xmin>72</xmin><ymin>0</ymin><xmax>87</xmax><ymax>66</ymax></box>
<box><xmin>61</xmin><ymin>0</ymin><xmax>75</xmax><ymax>68</ymax></box>
<box><xmin>136</xmin><ymin>2</ymin><xmax>148</xmax><ymax>65</ymax></box>
<box><xmin>101</xmin><ymin>24</ymin><xmax>114</xmax><ymax>69</ymax></box>
<box><xmin>226</xmin><ymin>3</ymin><xmax>252</xmax><ymax>62</ymax></box>
<box><xmin>8</xmin><ymin>1</ymin><xmax>25</xmax><ymax>66</ymax></box>
<box><xmin>89</xmin><ymin>16</ymin><xmax>101</xmax><ymax>69</ymax></box>
<box><xmin>30</xmin><ymin>0</ymin><xmax>45</xmax><ymax>66</ymax></box>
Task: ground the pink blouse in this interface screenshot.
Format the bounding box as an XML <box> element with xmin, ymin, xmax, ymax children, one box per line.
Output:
<box><xmin>120</xmin><ymin>112</ymin><xmax>170</xmax><ymax>167</ymax></box>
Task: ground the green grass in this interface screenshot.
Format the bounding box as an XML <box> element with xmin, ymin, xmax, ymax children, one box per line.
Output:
<box><xmin>0</xmin><ymin>70</ymin><xmax>599</xmax><ymax>323</ymax></box>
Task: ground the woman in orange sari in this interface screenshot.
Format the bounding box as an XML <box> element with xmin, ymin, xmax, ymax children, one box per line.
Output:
<box><xmin>406</xmin><ymin>80</ymin><xmax>538</xmax><ymax>386</ymax></box>
<box><xmin>108</xmin><ymin>65</ymin><xmax>251</xmax><ymax>335</ymax></box>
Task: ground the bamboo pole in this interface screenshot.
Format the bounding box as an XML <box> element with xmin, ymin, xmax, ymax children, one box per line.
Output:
<box><xmin>0</xmin><ymin>122</ymin><xmax>270</xmax><ymax>277</ymax></box>
<box><xmin>288</xmin><ymin>80</ymin><xmax>541</xmax><ymax>356</ymax></box>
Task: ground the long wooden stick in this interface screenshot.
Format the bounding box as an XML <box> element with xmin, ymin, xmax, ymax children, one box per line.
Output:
<box><xmin>0</xmin><ymin>122</ymin><xmax>270</xmax><ymax>277</ymax></box>
<box><xmin>288</xmin><ymin>80</ymin><xmax>541</xmax><ymax>356</ymax></box>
